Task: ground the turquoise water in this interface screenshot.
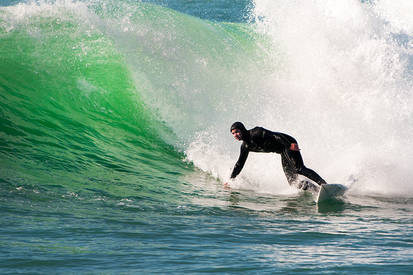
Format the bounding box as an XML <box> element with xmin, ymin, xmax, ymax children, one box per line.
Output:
<box><xmin>1</xmin><ymin>0</ymin><xmax>413</xmax><ymax>273</ymax></box>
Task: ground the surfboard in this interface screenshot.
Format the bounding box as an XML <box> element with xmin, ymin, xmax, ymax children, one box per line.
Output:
<box><xmin>316</xmin><ymin>184</ymin><xmax>347</xmax><ymax>203</ymax></box>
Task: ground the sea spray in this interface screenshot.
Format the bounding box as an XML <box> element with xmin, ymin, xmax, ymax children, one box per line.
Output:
<box><xmin>184</xmin><ymin>0</ymin><xmax>413</xmax><ymax>196</ymax></box>
<box><xmin>249</xmin><ymin>0</ymin><xmax>413</xmax><ymax>195</ymax></box>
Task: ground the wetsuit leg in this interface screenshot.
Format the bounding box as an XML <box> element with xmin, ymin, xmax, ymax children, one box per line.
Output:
<box><xmin>281</xmin><ymin>150</ymin><xmax>327</xmax><ymax>185</ymax></box>
<box><xmin>281</xmin><ymin>152</ymin><xmax>298</xmax><ymax>184</ymax></box>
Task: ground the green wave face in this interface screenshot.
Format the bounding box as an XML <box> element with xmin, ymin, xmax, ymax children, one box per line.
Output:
<box><xmin>0</xmin><ymin>0</ymin><xmax>271</xmax><ymax>205</ymax></box>
<box><xmin>0</xmin><ymin>2</ymin><xmax>206</xmax><ymax>202</ymax></box>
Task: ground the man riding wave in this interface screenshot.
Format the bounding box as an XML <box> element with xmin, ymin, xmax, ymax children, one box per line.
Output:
<box><xmin>228</xmin><ymin>122</ymin><xmax>327</xmax><ymax>190</ymax></box>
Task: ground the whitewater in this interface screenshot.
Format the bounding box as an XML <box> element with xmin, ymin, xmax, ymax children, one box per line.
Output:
<box><xmin>1</xmin><ymin>0</ymin><xmax>413</xmax><ymax>273</ymax></box>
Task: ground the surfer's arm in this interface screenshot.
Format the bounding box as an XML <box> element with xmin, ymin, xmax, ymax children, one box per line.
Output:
<box><xmin>230</xmin><ymin>144</ymin><xmax>249</xmax><ymax>179</ymax></box>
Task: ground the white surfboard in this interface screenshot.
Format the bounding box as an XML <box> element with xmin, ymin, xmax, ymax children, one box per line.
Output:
<box><xmin>316</xmin><ymin>184</ymin><xmax>347</xmax><ymax>203</ymax></box>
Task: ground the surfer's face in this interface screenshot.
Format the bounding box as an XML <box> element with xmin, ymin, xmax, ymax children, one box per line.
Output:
<box><xmin>231</xmin><ymin>129</ymin><xmax>242</xmax><ymax>141</ymax></box>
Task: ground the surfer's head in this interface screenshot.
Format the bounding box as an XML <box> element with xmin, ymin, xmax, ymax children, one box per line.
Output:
<box><xmin>230</xmin><ymin>122</ymin><xmax>247</xmax><ymax>141</ymax></box>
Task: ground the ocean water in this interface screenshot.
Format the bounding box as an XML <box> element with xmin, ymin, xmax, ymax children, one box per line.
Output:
<box><xmin>1</xmin><ymin>0</ymin><xmax>413</xmax><ymax>273</ymax></box>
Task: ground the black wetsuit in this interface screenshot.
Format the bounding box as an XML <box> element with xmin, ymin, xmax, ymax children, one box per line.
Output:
<box><xmin>230</xmin><ymin>126</ymin><xmax>327</xmax><ymax>186</ymax></box>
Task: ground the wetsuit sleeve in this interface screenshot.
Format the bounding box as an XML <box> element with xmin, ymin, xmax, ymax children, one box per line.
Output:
<box><xmin>230</xmin><ymin>144</ymin><xmax>249</xmax><ymax>179</ymax></box>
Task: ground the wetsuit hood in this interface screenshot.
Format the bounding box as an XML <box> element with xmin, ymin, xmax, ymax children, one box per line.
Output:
<box><xmin>230</xmin><ymin>122</ymin><xmax>249</xmax><ymax>141</ymax></box>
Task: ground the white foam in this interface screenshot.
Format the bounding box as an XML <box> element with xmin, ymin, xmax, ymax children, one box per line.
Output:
<box><xmin>188</xmin><ymin>0</ymin><xmax>413</xmax><ymax>196</ymax></box>
<box><xmin>0</xmin><ymin>0</ymin><xmax>92</xmax><ymax>30</ymax></box>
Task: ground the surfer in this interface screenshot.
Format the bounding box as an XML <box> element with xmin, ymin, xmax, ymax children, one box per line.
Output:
<box><xmin>228</xmin><ymin>122</ymin><xmax>327</xmax><ymax>190</ymax></box>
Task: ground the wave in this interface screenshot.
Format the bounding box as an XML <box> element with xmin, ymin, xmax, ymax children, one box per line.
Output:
<box><xmin>1</xmin><ymin>0</ymin><xmax>412</xmax><ymax>199</ymax></box>
<box><xmin>0</xmin><ymin>0</ymin><xmax>194</xmax><ymax>200</ymax></box>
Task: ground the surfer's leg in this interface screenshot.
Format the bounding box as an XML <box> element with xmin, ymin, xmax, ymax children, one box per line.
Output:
<box><xmin>298</xmin><ymin>166</ymin><xmax>327</xmax><ymax>185</ymax></box>
<box><xmin>284</xmin><ymin>150</ymin><xmax>327</xmax><ymax>185</ymax></box>
<box><xmin>281</xmin><ymin>151</ymin><xmax>298</xmax><ymax>184</ymax></box>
